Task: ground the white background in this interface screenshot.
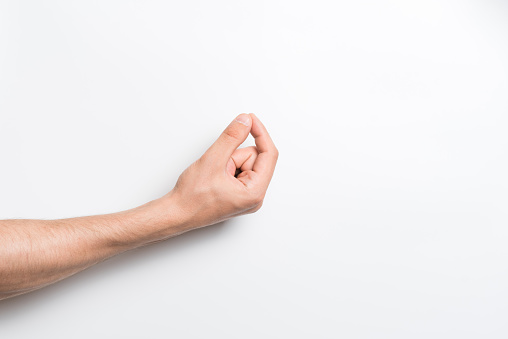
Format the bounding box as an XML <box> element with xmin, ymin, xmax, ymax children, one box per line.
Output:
<box><xmin>1</xmin><ymin>0</ymin><xmax>507</xmax><ymax>337</ymax></box>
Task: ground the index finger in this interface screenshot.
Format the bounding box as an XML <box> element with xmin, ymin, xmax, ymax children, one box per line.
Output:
<box><xmin>250</xmin><ymin>114</ymin><xmax>278</xmax><ymax>179</ymax></box>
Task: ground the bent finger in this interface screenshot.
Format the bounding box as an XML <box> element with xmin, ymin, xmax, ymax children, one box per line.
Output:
<box><xmin>250</xmin><ymin>114</ymin><xmax>278</xmax><ymax>183</ymax></box>
<box><xmin>227</xmin><ymin>146</ymin><xmax>259</xmax><ymax>176</ymax></box>
<box><xmin>205</xmin><ymin>114</ymin><xmax>252</xmax><ymax>165</ymax></box>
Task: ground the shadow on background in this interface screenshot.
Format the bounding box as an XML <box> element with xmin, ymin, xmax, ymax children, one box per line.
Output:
<box><xmin>0</xmin><ymin>219</ymin><xmax>232</xmax><ymax>319</ymax></box>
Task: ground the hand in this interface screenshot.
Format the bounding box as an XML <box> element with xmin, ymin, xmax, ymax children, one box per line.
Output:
<box><xmin>0</xmin><ymin>113</ymin><xmax>277</xmax><ymax>299</ymax></box>
<box><xmin>168</xmin><ymin>113</ymin><xmax>278</xmax><ymax>230</ymax></box>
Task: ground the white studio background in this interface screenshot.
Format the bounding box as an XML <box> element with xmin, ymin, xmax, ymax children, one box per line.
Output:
<box><xmin>0</xmin><ymin>0</ymin><xmax>507</xmax><ymax>338</ymax></box>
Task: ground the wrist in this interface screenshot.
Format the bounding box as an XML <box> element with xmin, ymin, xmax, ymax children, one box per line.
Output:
<box><xmin>155</xmin><ymin>190</ymin><xmax>193</xmax><ymax>234</ymax></box>
<box><xmin>111</xmin><ymin>191</ymin><xmax>190</xmax><ymax>248</ymax></box>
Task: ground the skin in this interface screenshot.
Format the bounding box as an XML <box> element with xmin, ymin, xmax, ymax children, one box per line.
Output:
<box><xmin>0</xmin><ymin>113</ymin><xmax>278</xmax><ymax>300</ymax></box>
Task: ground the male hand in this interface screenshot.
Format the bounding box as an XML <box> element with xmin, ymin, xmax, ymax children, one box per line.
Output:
<box><xmin>0</xmin><ymin>113</ymin><xmax>277</xmax><ymax>299</ymax></box>
<box><xmin>169</xmin><ymin>113</ymin><xmax>278</xmax><ymax>230</ymax></box>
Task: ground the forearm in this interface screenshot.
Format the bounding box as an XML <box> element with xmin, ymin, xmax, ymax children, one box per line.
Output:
<box><xmin>0</xmin><ymin>113</ymin><xmax>277</xmax><ymax>301</ymax></box>
<box><xmin>0</xmin><ymin>193</ymin><xmax>185</xmax><ymax>300</ymax></box>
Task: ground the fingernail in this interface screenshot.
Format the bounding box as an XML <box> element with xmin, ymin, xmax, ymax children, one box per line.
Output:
<box><xmin>234</xmin><ymin>114</ymin><xmax>251</xmax><ymax>126</ymax></box>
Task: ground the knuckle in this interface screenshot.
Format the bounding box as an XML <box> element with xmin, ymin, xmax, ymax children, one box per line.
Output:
<box><xmin>196</xmin><ymin>155</ymin><xmax>207</xmax><ymax>165</ymax></box>
<box><xmin>198</xmin><ymin>152</ymin><xmax>211</xmax><ymax>165</ymax></box>
<box><xmin>249</xmin><ymin>201</ymin><xmax>263</xmax><ymax>214</ymax></box>
<box><xmin>249</xmin><ymin>192</ymin><xmax>264</xmax><ymax>206</ymax></box>
<box><xmin>248</xmin><ymin>146</ymin><xmax>259</xmax><ymax>155</ymax></box>
<box><xmin>223</xmin><ymin>128</ymin><xmax>241</xmax><ymax>141</ymax></box>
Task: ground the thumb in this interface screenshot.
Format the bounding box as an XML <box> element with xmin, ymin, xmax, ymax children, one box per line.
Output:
<box><xmin>205</xmin><ymin>113</ymin><xmax>252</xmax><ymax>162</ymax></box>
